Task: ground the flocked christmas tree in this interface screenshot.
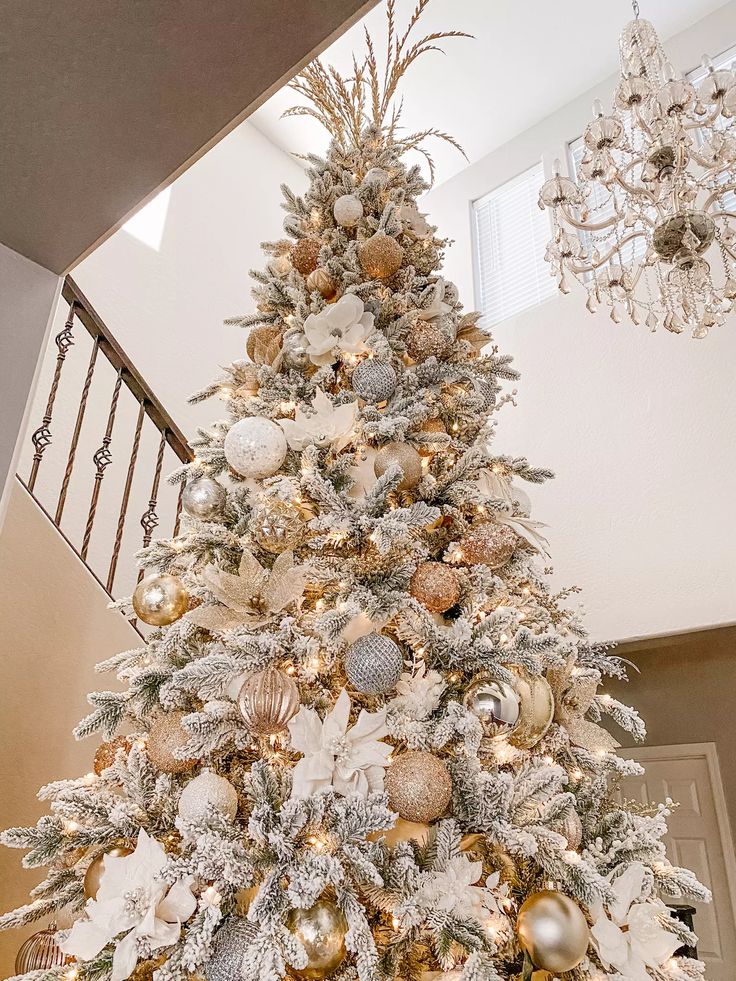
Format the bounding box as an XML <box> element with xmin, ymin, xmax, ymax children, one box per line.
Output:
<box><xmin>1</xmin><ymin>5</ymin><xmax>712</xmax><ymax>981</ymax></box>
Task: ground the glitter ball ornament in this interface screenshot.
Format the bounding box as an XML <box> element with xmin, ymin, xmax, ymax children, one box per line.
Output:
<box><xmin>286</xmin><ymin>899</ymin><xmax>348</xmax><ymax>979</ymax></box>
<box><xmin>459</xmin><ymin>522</ymin><xmax>518</xmax><ymax>569</ymax></box>
<box><xmin>253</xmin><ymin>498</ymin><xmax>304</xmax><ymax>553</ymax></box>
<box><xmin>385</xmin><ymin>750</ymin><xmax>452</xmax><ymax>823</ymax></box>
<box><xmin>83</xmin><ymin>847</ymin><xmax>133</xmax><ymax>900</ymax></box>
<box><xmin>516</xmin><ymin>890</ymin><xmax>589</xmax><ymax>974</ymax></box>
<box><xmin>290</xmin><ymin>237</ymin><xmax>322</xmax><ymax>276</ymax></box>
<box><xmin>373</xmin><ymin>442</ymin><xmax>422</xmax><ymax>490</ymax></box>
<box><xmin>224</xmin><ymin>417</ymin><xmax>287</xmax><ymax>478</ymax></box>
<box><xmin>93</xmin><ymin>734</ymin><xmax>134</xmax><ymax>775</ymax></box>
<box><xmin>509</xmin><ymin>668</ymin><xmax>554</xmax><ymax>750</ymax></box>
<box><xmin>406</xmin><ymin>320</ymin><xmax>452</xmax><ymax>361</ymax></box>
<box><xmin>351</xmin><ymin>359</ymin><xmax>397</xmax><ymax>403</ymax></box>
<box><xmin>409</xmin><ymin>562</ymin><xmax>460</xmax><ymax>613</ymax></box>
<box><xmin>182</xmin><ymin>477</ymin><xmax>227</xmax><ymax>521</ymax></box>
<box><xmin>362</xmin><ymin>167</ymin><xmax>390</xmax><ymax>187</ymax></box>
<box><xmin>238</xmin><ymin>666</ymin><xmax>300</xmax><ymax>735</ymax></box>
<box><xmin>463</xmin><ymin>678</ymin><xmax>521</xmax><ymax>743</ymax></box>
<box><xmin>333</xmin><ymin>193</ymin><xmax>364</xmax><ymax>227</ymax></box>
<box><xmin>147</xmin><ymin>711</ymin><xmax>196</xmax><ymax>774</ymax></box>
<box><xmin>205</xmin><ymin>917</ymin><xmax>257</xmax><ymax>981</ymax></box>
<box><xmin>306</xmin><ymin>267</ymin><xmax>337</xmax><ymax>300</ymax></box>
<box><xmin>358</xmin><ymin>232</ymin><xmax>403</xmax><ymax>279</ymax></box>
<box><xmin>344</xmin><ymin>632</ymin><xmax>402</xmax><ymax>695</ymax></box>
<box><xmin>178</xmin><ymin>769</ymin><xmax>238</xmax><ymax>823</ymax></box>
<box><xmin>246</xmin><ymin>325</ymin><xmax>281</xmax><ymax>362</ymax></box>
<box><xmin>133</xmin><ymin>574</ymin><xmax>189</xmax><ymax>626</ymax></box>
<box><xmin>15</xmin><ymin>927</ymin><xmax>72</xmax><ymax>973</ymax></box>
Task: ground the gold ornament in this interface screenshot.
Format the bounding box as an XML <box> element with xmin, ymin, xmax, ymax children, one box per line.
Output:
<box><xmin>15</xmin><ymin>927</ymin><xmax>72</xmax><ymax>973</ymax></box>
<box><xmin>409</xmin><ymin>562</ymin><xmax>460</xmax><ymax>613</ymax></box>
<box><xmin>129</xmin><ymin>956</ymin><xmax>168</xmax><ymax>981</ymax></box>
<box><xmin>306</xmin><ymin>268</ymin><xmax>337</xmax><ymax>300</ymax></box>
<box><xmin>516</xmin><ymin>890</ymin><xmax>589</xmax><ymax>974</ymax></box>
<box><xmin>458</xmin><ymin>522</ymin><xmax>518</xmax><ymax>569</ymax></box>
<box><xmin>83</xmin><ymin>846</ymin><xmax>133</xmax><ymax>900</ymax></box>
<box><xmin>463</xmin><ymin>677</ymin><xmax>521</xmax><ymax>744</ymax></box>
<box><xmin>369</xmin><ymin>818</ymin><xmax>430</xmax><ymax>847</ymax></box>
<box><xmin>238</xmin><ymin>666</ymin><xmax>300</xmax><ymax>736</ymax></box>
<box><xmin>406</xmin><ymin>320</ymin><xmax>452</xmax><ymax>361</ymax></box>
<box><xmin>508</xmin><ymin>668</ymin><xmax>554</xmax><ymax>750</ymax></box>
<box><xmin>358</xmin><ymin>232</ymin><xmax>403</xmax><ymax>279</ymax></box>
<box><xmin>286</xmin><ymin>899</ymin><xmax>348</xmax><ymax>979</ymax></box>
<box><xmin>558</xmin><ymin>809</ymin><xmax>583</xmax><ymax>850</ymax></box>
<box><xmin>253</xmin><ymin>498</ymin><xmax>305</xmax><ymax>554</ymax></box>
<box><xmin>132</xmin><ymin>574</ymin><xmax>189</xmax><ymax>626</ymax></box>
<box><xmin>93</xmin><ymin>734</ymin><xmax>134</xmax><ymax>775</ymax></box>
<box><xmin>290</xmin><ymin>238</ymin><xmax>322</xmax><ymax>276</ymax></box>
<box><xmin>147</xmin><ymin>711</ymin><xmax>196</xmax><ymax>774</ymax></box>
<box><xmin>417</xmin><ymin>417</ymin><xmax>446</xmax><ymax>456</ymax></box>
<box><xmin>373</xmin><ymin>442</ymin><xmax>423</xmax><ymax>490</ymax></box>
<box><xmin>385</xmin><ymin>751</ymin><xmax>452</xmax><ymax>823</ymax></box>
<box><xmin>235</xmin><ymin>884</ymin><xmax>259</xmax><ymax>915</ymax></box>
<box><xmin>246</xmin><ymin>325</ymin><xmax>281</xmax><ymax>365</ymax></box>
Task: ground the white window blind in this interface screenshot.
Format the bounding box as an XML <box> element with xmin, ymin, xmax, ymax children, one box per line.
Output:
<box><xmin>473</xmin><ymin>162</ymin><xmax>555</xmax><ymax>326</ymax></box>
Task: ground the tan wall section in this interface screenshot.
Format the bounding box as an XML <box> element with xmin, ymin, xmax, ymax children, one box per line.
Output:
<box><xmin>0</xmin><ymin>480</ymin><xmax>138</xmax><ymax>976</ymax></box>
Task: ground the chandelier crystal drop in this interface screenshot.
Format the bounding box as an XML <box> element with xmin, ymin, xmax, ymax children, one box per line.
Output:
<box><xmin>539</xmin><ymin>3</ymin><xmax>736</xmax><ymax>337</ymax></box>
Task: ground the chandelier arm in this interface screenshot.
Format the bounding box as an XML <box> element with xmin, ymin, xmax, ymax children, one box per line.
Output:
<box><xmin>712</xmin><ymin>210</ymin><xmax>736</xmax><ymax>220</ymax></box>
<box><xmin>683</xmin><ymin>97</ymin><xmax>724</xmax><ymax>132</ymax></box>
<box><xmin>569</xmin><ymin>231</ymin><xmax>650</xmax><ymax>273</ymax></box>
<box><xmin>613</xmin><ymin>174</ymin><xmax>658</xmax><ymax>211</ymax></box>
<box><xmin>702</xmin><ymin>185</ymin><xmax>736</xmax><ymax>211</ymax></box>
<box><xmin>632</xmin><ymin>104</ymin><xmax>654</xmax><ymax>138</ymax></box>
<box><xmin>559</xmin><ymin>203</ymin><xmax>622</xmax><ymax>232</ymax></box>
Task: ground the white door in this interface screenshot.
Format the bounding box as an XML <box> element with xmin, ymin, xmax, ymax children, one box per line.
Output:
<box><xmin>618</xmin><ymin>743</ymin><xmax>736</xmax><ymax>981</ymax></box>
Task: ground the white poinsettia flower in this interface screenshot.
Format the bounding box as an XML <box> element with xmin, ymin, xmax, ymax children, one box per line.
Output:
<box><xmin>390</xmin><ymin>663</ymin><xmax>445</xmax><ymax>720</ymax></box>
<box><xmin>590</xmin><ymin>862</ymin><xmax>681</xmax><ymax>981</ymax></box>
<box><xmin>303</xmin><ymin>292</ymin><xmax>374</xmax><ymax>365</ymax></box>
<box><xmin>288</xmin><ymin>688</ymin><xmax>392</xmax><ymax>799</ymax></box>
<box><xmin>60</xmin><ymin>828</ymin><xmax>196</xmax><ymax>981</ymax></box>
<box><xmin>279</xmin><ymin>389</ymin><xmax>358</xmax><ymax>452</ymax></box>
<box><xmin>400</xmin><ymin>202</ymin><xmax>434</xmax><ymax>239</ymax></box>
<box><xmin>414</xmin><ymin>855</ymin><xmax>506</xmax><ymax>923</ymax></box>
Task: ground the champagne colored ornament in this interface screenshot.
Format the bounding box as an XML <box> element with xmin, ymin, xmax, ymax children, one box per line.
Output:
<box><xmin>462</xmin><ymin>677</ymin><xmax>521</xmax><ymax>743</ymax></box>
<box><xmin>235</xmin><ymin>363</ymin><xmax>260</xmax><ymax>397</ymax></box>
<box><xmin>351</xmin><ymin>359</ymin><xmax>397</xmax><ymax>403</ymax></box>
<box><xmin>253</xmin><ymin>497</ymin><xmax>305</xmax><ymax>553</ymax></box>
<box><xmin>286</xmin><ymin>899</ymin><xmax>348</xmax><ymax>979</ymax></box>
<box><xmin>290</xmin><ymin>238</ymin><xmax>322</xmax><ymax>275</ymax></box>
<box><xmin>306</xmin><ymin>268</ymin><xmax>337</xmax><ymax>300</ymax></box>
<box><xmin>93</xmin><ymin>734</ymin><xmax>134</xmax><ymax>775</ymax></box>
<box><xmin>129</xmin><ymin>956</ymin><xmax>168</xmax><ymax>981</ymax></box>
<box><xmin>417</xmin><ymin>417</ymin><xmax>446</xmax><ymax>456</ymax></box>
<box><xmin>509</xmin><ymin>668</ymin><xmax>554</xmax><ymax>750</ymax></box>
<box><xmin>458</xmin><ymin>522</ymin><xmax>518</xmax><ymax>569</ymax></box>
<box><xmin>238</xmin><ymin>666</ymin><xmax>300</xmax><ymax>736</ymax></box>
<box><xmin>373</xmin><ymin>442</ymin><xmax>422</xmax><ymax>490</ymax></box>
<box><xmin>333</xmin><ymin>194</ymin><xmax>363</xmax><ymax>227</ymax></box>
<box><xmin>246</xmin><ymin>325</ymin><xmax>281</xmax><ymax>362</ymax></box>
<box><xmin>516</xmin><ymin>890</ymin><xmax>589</xmax><ymax>974</ymax></box>
<box><xmin>205</xmin><ymin>917</ymin><xmax>257</xmax><ymax>981</ymax></box>
<box><xmin>235</xmin><ymin>885</ymin><xmax>259</xmax><ymax>915</ymax></box>
<box><xmin>224</xmin><ymin>417</ymin><xmax>287</xmax><ymax>478</ymax></box>
<box><xmin>182</xmin><ymin>477</ymin><xmax>227</xmax><ymax>521</ymax></box>
<box><xmin>147</xmin><ymin>711</ymin><xmax>196</xmax><ymax>774</ymax></box>
<box><xmin>369</xmin><ymin>818</ymin><xmax>430</xmax><ymax>847</ymax></box>
<box><xmin>362</xmin><ymin>167</ymin><xmax>390</xmax><ymax>187</ymax></box>
<box><xmin>178</xmin><ymin>769</ymin><xmax>238</xmax><ymax>823</ymax></box>
<box><xmin>358</xmin><ymin>232</ymin><xmax>403</xmax><ymax>279</ymax></box>
<box><xmin>15</xmin><ymin>927</ymin><xmax>72</xmax><ymax>973</ymax></box>
<box><xmin>385</xmin><ymin>750</ymin><xmax>452</xmax><ymax>823</ymax></box>
<box><xmin>83</xmin><ymin>847</ymin><xmax>133</xmax><ymax>900</ymax></box>
<box><xmin>344</xmin><ymin>632</ymin><xmax>402</xmax><ymax>695</ymax></box>
<box><xmin>558</xmin><ymin>809</ymin><xmax>583</xmax><ymax>850</ymax></box>
<box><xmin>406</xmin><ymin>320</ymin><xmax>452</xmax><ymax>361</ymax></box>
<box><xmin>133</xmin><ymin>574</ymin><xmax>189</xmax><ymax>626</ymax></box>
<box><xmin>409</xmin><ymin>561</ymin><xmax>460</xmax><ymax>613</ymax></box>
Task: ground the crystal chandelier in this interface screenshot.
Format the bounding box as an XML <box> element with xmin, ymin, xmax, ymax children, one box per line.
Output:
<box><xmin>539</xmin><ymin>1</ymin><xmax>736</xmax><ymax>337</ymax></box>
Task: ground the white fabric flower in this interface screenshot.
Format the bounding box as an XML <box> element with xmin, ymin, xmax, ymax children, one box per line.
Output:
<box><xmin>288</xmin><ymin>688</ymin><xmax>392</xmax><ymax>799</ymax></box>
<box><xmin>400</xmin><ymin>203</ymin><xmax>434</xmax><ymax>239</ymax></box>
<box><xmin>279</xmin><ymin>389</ymin><xmax>358</xmax><ymax>452</ymax></box>
<box><xmin>60</xmin><ymin>828</ymin><xmax>196</xmax><ymax>981</ymax></box>
<box><xmin>590</xmin><ymin>862</ymin><xmax>680</xmax><ymax>981</ymax></box>
<box><xmin>390</xmin><ymin>663</ymin><xmax>445</xmax><ymax>720</ymax></box>
<box><xmin>414</xmin><ymin>855</ymin><xmax>505</xmax><ymax>922</ymax></box>
<box><xmin>303</xmin><ymin>293</ymin><xmax>373</xmax><ymax>365</ymax></box>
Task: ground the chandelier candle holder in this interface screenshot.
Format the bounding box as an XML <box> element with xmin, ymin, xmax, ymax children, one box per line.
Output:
<box><xmin>539</xmin><ymin>1</ymin><xmax>736</xmax><ymax>337</ymax></box>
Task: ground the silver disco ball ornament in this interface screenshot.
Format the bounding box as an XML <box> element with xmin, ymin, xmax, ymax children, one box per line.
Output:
<box><xmin>463</xmin><ymin>677</ymin><xmax>521</xmax><ymax>743</ymax></box>
<box><xmin>182</xmin><ymin>477</ymin><xmax>227</xmax><ymax>521</ymax></box>
<box><xmin>344</xmin><ymin>632</ymin><xmax>403</xmax><ymax>695</ymax></box>
<box><xmin>351</xmin><ymin>359</ymin><xmax>397</xmax><ymax>403</ymax></box>
<box><xmin>205</xmin><ymin>917</ymin><xmax>257</xmax><ymax>981</ymax></box>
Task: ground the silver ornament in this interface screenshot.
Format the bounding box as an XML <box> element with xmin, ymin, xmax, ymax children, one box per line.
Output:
<box><xmin>224</xmin><ymin>417</ymin><xmax>287</xmax><ymax>479</ymax></box>
<box><xmin>474</xmin><ymin>379</ymin><xmax>497</xmax><ymax>412</ymax></box>
<box><xmin>351</xmin><ymin>360</ymin><xmax>397</xmax><ymax>403</ymax></box>
<box><xmin>333</xmin><ymin>193</ymin><xmax>363</xmax><ymax>227</ymax></box>
<box><xmin>177</xmin><ymin>769</ymin><xmax>238</xmax><ymax>823</ymax></box>
<box><xmin>182</xmin><ymin>477</ymin><xmax>227</xmax><ymax>520</ymax></box>
<box><xmin>205</xmin><ymin>917</ymin><xmax>257</xmax><ymax>981</ymax></box>
<box><xmin>362</xmin><ymin>167</ymin><xmax>390</xmax><ymax>187</ymax></box>
<box><xmin>282</xmin><ymin>331</ymin><xmax>310</xmax><ymax>369</ymax></box>
<box><xmin>345</xmin><ymin>632</ymin><xmax>402</xmax><ymax>695</ymax></box>
<box><xmin>463</xmin><ymin>678</ymin><xmax>521</xmax><ymax>744</ymax></box>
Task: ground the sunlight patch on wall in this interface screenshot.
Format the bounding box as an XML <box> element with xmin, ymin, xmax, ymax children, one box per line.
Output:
<box><xmin>122</xmin><ymin>187</ymin><xmax>171</xmax><ymax>250</ymax></box>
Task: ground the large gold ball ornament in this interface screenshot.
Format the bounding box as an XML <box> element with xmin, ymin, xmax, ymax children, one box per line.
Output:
<box><xmin>458</xmin><ymin>522</ymin><xmax>518</xmax><ymax>569</ymax></box>
<box><xmin>385</xmin><ymin>751</ymin><xmax>452</xmax><ymax>823</ymax></box>
<box><xmin>286</xmin><ymin>899</ymin><xmax>348</xmax><ymax>979</ymax></box>
<box><xmin>132</xmin><ymin>574</ymin><xmax>189</xmax><ymax>626</ymax></box>
<box><xmin>406</xmin><ymin>320</ymin><xmax>452</xmax><ymax>362</ymax></box>
<box><xmin>15</xmin><ymin>928</ymin><xmax>73</xmax><ymax>973</ymax></box>
<box><xmin>238</xmin><ymin>666</ymin><xmax>300</xmax><ymax>736</ymax></box>
<box><xmin>83</xmin><ymin>846</ymin><xmax>133</xmax><ymax>900</ymax></box>
<box><xmin>306</xmin><ymin>268</ymin><xmax>337</xmax><ymax>300</ymax></box>
<box><xmin>290</xmin><ymin>238</ymin><xmax>322</xmax><ymax>276</ymax></box>
<box><xmin>508</xmin><ymin>668</ymin><xmax>554</xmax><ymax>750</ymax></box>
<box><xmin>253</xmin><ymin>497</ymin><xmax>305</xmax><ymax>553</ymax></box>
<box><xmin>373</xmin><ymin>442</ymin><xmax>423</xmax><ymax>490</ymax></box>
<box><xmin>462</xmin><ymin>677</ymin><xmax>521</xmax><ymax>744</ymax></box>
<box><xmin>409</xmin><ymin>562</ymin><xmax>460</xmax><ymax>613</ymax></box>
<box><xmin>147</xmin><ymin>711</ymin><xmax>197</xmax><ymax>774</ymax></box>
<box><xmin>516</xmin><ymin>890</ymin><xmax>589</xmax><ymax>974</ymax></box>
<box><xmin>358</xmin><ymin>232</ymin><xmax>403</xmax><ymax>279</ymax></box>
<box><xmin>93</xmin><ymin>734</ymin><xmax>134</xmax><ymax>775</ymax></box>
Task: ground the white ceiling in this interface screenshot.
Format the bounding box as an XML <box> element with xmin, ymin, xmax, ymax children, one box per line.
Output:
<box><xmin>251</xmin><ymin>0</ymin><xmax>731</xmax><ymax>187</ymax></box>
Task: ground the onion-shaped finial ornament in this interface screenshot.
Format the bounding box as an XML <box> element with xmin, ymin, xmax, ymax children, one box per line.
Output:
<box><xmin>458</xmin><ymin>522</ymin><xmax>518</xmax><ymax>569</ymax></box>
<box><xmin>516</xmin><ymin>890</ymin><xmax>589</xmax><ymax>974</ymax></box>
<box><xmin>373</xmin><ymin>442</ymin><xmax>423</xmax><ymax>490</ymax></box>
<box><xmin>178</xmin><ymin>769</ymin><xmax>238</xmax><ymax>823</ymax></box>
<box><xmin>133</xmin><ymin>574</ymin><xmax>189</xmax><ymax>626</ymax></box>
<box><xmin>344</xmin><ymin>632</ymin><xmax>402</xmax><ymax>695</ymax></box>
<box><xmin>286</xmin><ymin>899</ymin><xmax>348</xmax><ymax>979</ymax></box>
<box><xmin>508</xmin><ymin>667</ymin><xmax>554</xmax><ymax>749</ymax></box>
<box><xmin>358</xmin><ymin>232</ymin><xmax>403</xmax><ymax>279</ymax></box>
<box><xmin>224</xmin><ymin>417</ymin><xmax>287</xmax><ymax>478</ymax></box>
<box><xmin>238</xmin><ymin>666</ymin><xmax>300</xmax><ymax>736</ymax></box>
<box><xmin>182</xmin><ymin>477</ymin><xmax>227</xmax><ymax>521</ymax></box>
<box><xmin>290</xmin><ymin>237</ymin><xmax>322</xmax><ymax>276</ymax></box>
<box><xmin>83</xmin><ymin>846</ymin><xmax>133</xmax><ymax>900</ymax></box>
<box><xmin>385</xmin><ymin>750</ymin><xmax>452</xmax><ymax>823</ymax></box>
<box><xmin>147</xmin><ymin>711</ymin><xmax>197</xmax><ymax>774</ymax></box>
<box><xmin>409</xmin><ymin>561</ymin><xmax>460</xmax><ymax>613</ymax></box>
<box><xmin>15</xmin><ymin>927</ymin><xmax>72</xmax><ymax>973</ymax></box>
<box><xmin>462</xmin><ymin>677</ymin><xmax>521</xmax><ymax>743</ymax></box>
<box><xmin>351</xmin><ymin>359</ymin><xmax>397</xmax><ymax>403</ymax></box>
<box><xmin>205</xmin><ymin>916</ymin><xmax>257</xmax><ymax>981</ymax></box>
<box><xmin>333</xmin><ymin>194</ymin><xmax>364</xmax><ymax>227</ymax></box>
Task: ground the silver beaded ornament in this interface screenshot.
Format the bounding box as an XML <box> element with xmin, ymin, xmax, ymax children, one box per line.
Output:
<box><xmin>182</xmin><ymin>477</ymin><xmax>227</xmax><ymax>520</ymax></box>
<box><xmin>344</xmin><ymin>632</ymin><xmax>403</xmax><ymax>695</ymax></box>
<box><xmin>205</xmin><ymin>917</ymin><xmax>257</xmax><ymax>981</ymax></box>
<box><xmin>474</xmin><ymin>379</ymin><xmax>497</xmax><ymax>412</ymax></box>
<box><xmin>351</xmin><ymin>360</ymin><xmax>397</xmax><ymax>403</ymax></box>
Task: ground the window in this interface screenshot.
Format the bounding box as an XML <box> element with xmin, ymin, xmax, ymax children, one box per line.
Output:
<box><xmin>122</xmin><ymin>187</ymin><xmax>171</xmax><ymax>250</ymax></box>
<box><xmin>472</xmin><ymin>162</ymin><xmax>556</xmax><ymax>326</ymax></box>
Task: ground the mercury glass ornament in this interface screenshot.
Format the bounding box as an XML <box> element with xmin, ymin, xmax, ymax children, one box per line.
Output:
<box><xmin>459</xmin><ymin>522</ymin><xmax>518</xmax><ymax>569</ymax></box>
<box><xmin>223</xmin><ymin>417</ymin><xmax>287</xmax><ymax>479</ymax></box>
<box><xmin>358</xmin><ymin>232</ymin><xmax>403</xmax><ymax>279</ymax></box>
<box><xmin>509</xmin><ymin>668</ymin><xmax>554</xmax><ymax>750</ymax></box>
<box><xmin>362</xmin><ymin>167</ymin><xmax>390</xmax><ymax>187</ymax></box>
<box><xmin>132</xmin><ymin>573</ymin><xmax>189</xmax><ymax>626</ymax></box>
<box><xmin>406</xmin><ymin>320</ymin><xmax>452</xmax><ymax>361</ymax></box>
<box><xmin>409</xmin><ymin>561</ymin><xmax>460</xmax><ymax>613</ymax></box>
<box><xmin>351</xmin><ymin>359</ymin><xmax>397</xmax><ymax>403</ymax></box>
<box><xmin>333</xmin><ymin>193</ymin><xmax>364</xmax><ymax>227</ymax></box>
<box><xmin>93</xmin><ymin>734</ymin><xmax>134</xmax><ymax>775</ymax></box>
<box><xmin>182</xmin><ymin>477</ymin><xmax>227</xmax><ymax>521</ymax></box>
<box><xmin>178</xmin><ymin>769</ymin><xmax>238</xmax><ymax>823</ymax></box>
<box><xmin>147</xmin><ymin>711</ymin><xmax>196</xmax><ymax>774</ymax></box>
<box><xmin>385</xmin><ymin>750</ymin><xmax>452</xmax><ymax>823</ymax></box>
<box><xmin>516</xmin><ymin>890</ymin><xmax>589</xmax><ymax>974</ymax></box>
<box><xmin>205</xmin><ymin>917</ymin><xmax>257</xmax><ymax>981</ymax></box>
<box><xmin>463</xmin><ymin>677</ymin><xmax>521</xmax><ymax>743</ymax></box>
<box><xmin>283</xmin><ymin>331</ymin><xmax>310</xmax><ymax>370</ymax></box>
<box><xmin>238</xmin><ymin>666</ymin><xmax>300</xmax><ymax>736</ymax></box>
<box><xmin>373</xmin><ymin>442</ymin><xmax>422</xmax><ymax>490</ymax></box>
<box><xmin>290</xmin><ymin>237</ymin><xmax>322</xmax><ymax>275</ymax></box>
<box><xmin>253</xmin><ymin>498</ymin><xmax>304</xmax><ymax>553</ymax></box>
<box><xmin>83</xmin><ymin>846</ymin><xmax>133</xmax><ymax>900</ymax></box>
<box><xmin>344</xmin><ymin>632</ymin><xmax>402</xmax><ymax>695</ymax></box>
<box><xmin>286</xmin><ymin>899</ymin><xmax>348</xmax><ymax>979</ymax></box>
<box><xmin>306</xmin><ymin>268</ymin><xmax>337</xmax><ymax>300</ymax></box>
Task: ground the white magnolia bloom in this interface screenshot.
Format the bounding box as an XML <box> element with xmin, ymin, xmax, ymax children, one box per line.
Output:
<box><xmin>60</xmin><ymin>828</ymin><xmax>196</xmax><ymax>981</ymax></box>
<box><xmin>414</xmin><ymin>854</ymin><xmax>506</xmax><ymax>922</ymax></box>
<box><xmin>590</xmin><ymin>862</ymin><xmax>681</xmax><ymax>981</ymax></box>
<box><xmin>279</xmin><ymin>388</ymin><xmax>358</xmax><ymax>452</ymax></box>
<box><xmin>288</xmin><ymin>688</ymin><xmax>392</xmax><ymax>799</ymax></box>
<box><xmin>390</xmin><ymin>663</ymin><xmax>445</xmax><ymax>720</ymax></box>
<box><xmin>303</xmin><ymin>292</ymin><xmax>373</xmax><ymax>365</ymax></box>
